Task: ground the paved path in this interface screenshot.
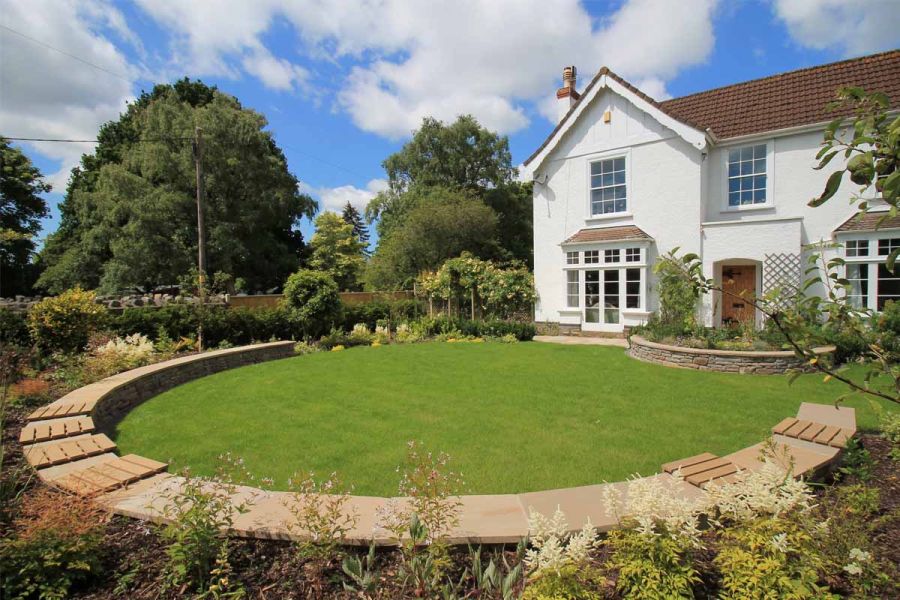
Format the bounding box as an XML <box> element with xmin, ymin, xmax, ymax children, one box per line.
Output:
<box><xmin>534</xmin><ymin>335</ymin><xmax>628</xmax><ymax>348</ymax></box>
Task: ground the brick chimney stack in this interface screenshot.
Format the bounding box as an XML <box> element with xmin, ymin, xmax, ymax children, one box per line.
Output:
<box><xmin>557</xmin><ymin>65</ymin><xmax>579</xmax><ymax>121</ymax></box>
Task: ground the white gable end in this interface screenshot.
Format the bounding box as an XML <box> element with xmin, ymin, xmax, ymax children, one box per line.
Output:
<box><xmin>524</xmin><ymin>74</ymin><xmax>707</xmax><ymax>179</ymax></box>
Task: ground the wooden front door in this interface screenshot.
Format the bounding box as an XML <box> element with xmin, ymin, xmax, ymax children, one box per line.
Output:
<box><xmin>721</xmin><ymin>265</ymin><xmax>757</xmax><ymax>324</ymax></box>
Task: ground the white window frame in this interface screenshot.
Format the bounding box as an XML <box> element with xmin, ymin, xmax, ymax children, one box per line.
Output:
<box><xmin>561</xmin><ymin>241</ymin><xmax>649</xmax><ymax>329</ymax></box>
<box><xmin>586</xmin><ymin>150</ymin><xmax>631</xmax><ymax>221</ymax></box>
<box><xmin>565</xmin><ymin>270</ymin><xmax>580</xmax><ymax>308</ymax></box>
<box><xmin>625</xmin><ymin>247</ymin><xmax>641</xmax><ymax>262</ymax></box>
<box><xmin>721</xmin><ymin>140</ymin><xmax>774</xmax><ymax>212</ymax></box>
<box><xmin>841</xmin><ymin>232</ymin><xmax>900</xmax><ymax>311</ymax></box>
<box><xmin>584</xmin><ymin>250</ymin><xmax>600</xmax><ymax>264</ymax></box>
<box><xmin>566</xmin><ymin>251</ymin><xmax>579</xmax><ymax>265</ymax></box>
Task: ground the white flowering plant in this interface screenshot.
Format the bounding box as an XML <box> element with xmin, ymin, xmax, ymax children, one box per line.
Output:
<box><xmin>524</xmin><ymin>507</ymin><xmax>599</xmax><ymax>576</ymax></box>
<box><xmin>95</xmin><ymin>333</ymin><xmax>156</xmax><ymax>367</ymax></box>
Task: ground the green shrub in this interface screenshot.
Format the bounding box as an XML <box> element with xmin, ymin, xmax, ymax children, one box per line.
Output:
<box><xmin>0</xmin><ymin>308</ymin><xmax>30</xmax><ymax>346</ymax></box>
<box><xmin>338</xmin><ymin>298</ymin><xmax>423</xmax><ymax>331</ymax></box>
<box><xmin>414</xmin><ymin>317</ymin><xmax>535</xmax><ymax>340</ymax></box>
<box><xmin>714</xmin><ymin>516</ymin><xmax>825</xmax><ymax>599</ymax></box>
<box><xmin>159</xmin><ymin>458</ymin><xmax>255</xmax><ymax>594</ymax></box>
<box><xmin>26</xmin><ymin>288</ymin><xmax>106</xmax><ymax>353</ymax></box>
<box><xmin>283</xmin><ymin>269</ymin><xmax>341</xmax><ymax>338</ymax></box>
<box><xmin>0</xmin><ymin>489</ymin><xmax>107</xmax><ymax>600</ymax></box>
<box><xmin>653</xmin><ymin>251</ymin><xmax>701</xmax><ymax>335</ymax></box>
<box><xmin>606</xmin><ymin>525</ymin><xmax>698</xmax><ymax>599</ymax></box>
<box><xmin>522</xmin><ymin>564</ymin><xmax>604</xmax><ymax>600</ymax></box>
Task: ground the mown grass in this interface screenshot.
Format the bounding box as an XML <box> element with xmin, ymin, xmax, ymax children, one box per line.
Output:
<box><xmin>114</xmin><ymin>342</ymin><xmax>896</xmax><ymax>496</ymax></box>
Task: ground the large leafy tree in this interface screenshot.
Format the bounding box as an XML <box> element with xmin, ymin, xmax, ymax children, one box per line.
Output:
<box><xmin>365</xmin><ymin>187</ymin><xmax>499</xmax><ymax>290</ymax></box>
<box><xmin>1</xmin><ymin>138</ymin><xmax>50</xmax><ymax>295</ymax></box>
<box><xmin>365</xmin><ymin>115</ymin><xmax>532</xmax><ymax>278</ymax></box>
<box><xmin>37</xmin><ymin>79</ymin><xmax>316</xmax><ymax>294</ymax></box>
<box><xmin>308</xmin><ymin>211</ymin><xmax>366</xmax><ymax>291</ymax></box>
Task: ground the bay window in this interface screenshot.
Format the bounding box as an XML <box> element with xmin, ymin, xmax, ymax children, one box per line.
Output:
<box><xmin>843</xmin><ymin>237</ymin><xmax>900</xmax><ymax>310</ymax></box>
<box><xmin>566</xmin><ymin>271</ymin><xmax>579</xmax><ymax>307</ymax></box>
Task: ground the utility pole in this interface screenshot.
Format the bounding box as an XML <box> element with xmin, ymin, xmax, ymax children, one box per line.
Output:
<box><xmin>193</xmin><ymin>127</ymin><xmax>207</xmax><ymax>351</ymax></box>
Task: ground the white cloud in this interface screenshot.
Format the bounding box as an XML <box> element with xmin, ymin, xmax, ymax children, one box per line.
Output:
<box><xmin>242</xmin><ymin>49</ymin><xmax>310</xmax><ymax>92</ymax></box>
<box><xmin>133</xmin><ymin>0</ymin><xmax>309</xmax><ymax>92</ymax></box>
<box><xmin>132</xmin><ymin>0</ymin><xmax>719</xmax><ymax>136</ymax></box>
<box><xmin>301</xmin><ymin>178</ymin><xmax>388</xmax><ymax>214</ymax></box>
<box><xmin>773</xmin><ymin>0</ymin><xmax>900</xmax><ymax>56</ymax></box>
<box><xmin>0</xmin><ymin>0</ymin><xmax>137</xmax><ymax>190</ymax></box>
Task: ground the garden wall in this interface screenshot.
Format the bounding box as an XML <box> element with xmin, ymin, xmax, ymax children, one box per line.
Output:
<box><xmin>79</xmin><ymin>341</ymin><xmax>296</xmax><ymax>432</ymax></box>
<box><xmin>628</xmin><ymin>335</ymin><xmax>835</xmax><ymax>374</ymax></box>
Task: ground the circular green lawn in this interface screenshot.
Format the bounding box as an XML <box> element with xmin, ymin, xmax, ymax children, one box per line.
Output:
<box><xmin>113</xmin><ymin>342</ymin><xmax>892</xmax><ymax>496</ymax></box>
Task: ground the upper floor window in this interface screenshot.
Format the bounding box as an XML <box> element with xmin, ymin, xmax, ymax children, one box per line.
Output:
<box><xmin>878</xmin><ymin>238</ymin><xmax>900</xmax><ymax>256</ymax></box>
<box><xmin>604</xmin><ymin>249</ymin><xmax>620</xmax><ymax>263</ymax></box>
<box><xmin>846</xmin><ymin>240</ymin><xmax>868</xmax><ymax>257</ymax></box>
<box><xmin>590</xmin><ymin>157</ymin><xmax>626</xmax><ymax>216</ymax></box>
<box><xmin>584</xmin><ymin>250</ymin><xmax>600</xmax><ymax>264</ymax></box>
<box><xmin>727</xmin><ymin>144</ymin><xmax>767</xmax><ymax>207</ymax></box>
<box><xmin>625</xmin><ymin>247</ymin><xmax>641</xmax><ymax>262</ymax></box>
<box><xmin>566</xmin><ymin>251</ymin><xmax>579</xmax><ymax>265</ymax></box>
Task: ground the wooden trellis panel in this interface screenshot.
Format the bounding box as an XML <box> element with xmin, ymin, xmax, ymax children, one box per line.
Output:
<box><xmin>763</xmin><ymin>253</ymin><xmax>801</xmax><ymax>308</ymax></box>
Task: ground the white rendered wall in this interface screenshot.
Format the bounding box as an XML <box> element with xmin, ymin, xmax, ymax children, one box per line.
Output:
<box><xmin>532</xmin><ymin>88</ymin><xmax>703</xmax><ymax>324</ymax></box>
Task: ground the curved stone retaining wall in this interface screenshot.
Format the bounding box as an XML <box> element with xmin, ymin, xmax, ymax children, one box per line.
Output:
<box><xmin>629</xmin><ymin>335</ymin><xmax>835</xmax><ymax>374</ymax></box>
<box><xmin>86</xmin><ymin>342</ymin><xmax>296</xmax><ymax>432</ymax></box>
<box><xmin>22</xmin><ymin>341</ymin><xmax>855</xmax><ymax>546</ymax></box>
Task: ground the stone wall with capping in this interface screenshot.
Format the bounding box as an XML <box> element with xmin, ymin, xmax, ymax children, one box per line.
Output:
<box><xmin>628</xmin><ymin>335</ymin><xmax>835</xmax><ymax>374</ymax></box>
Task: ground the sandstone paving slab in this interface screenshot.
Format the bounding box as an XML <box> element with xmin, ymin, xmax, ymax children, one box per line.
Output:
<box><xmin>797</xmin><ymin>402</ymin><xmax>856</xmax><ymax>430</ymax></box>
<box><xmin>725</xmin><ymin>439</ymin><xmax>839</xmax><ymax>478</ymax></box>
<box><xmin>450</xmin><ymin>494</ymin><xmax>529</xmax><ymax>544</ymax></box>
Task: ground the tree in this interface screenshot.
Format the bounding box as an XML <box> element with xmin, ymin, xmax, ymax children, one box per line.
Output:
<box><xmin>283</xmin><ymin>269</ymin><xmax>341</xmax><ymax>338</ymax></box>
<box><xmin>0</xmin><ymin>138</ymin><xmax>50</xmax><ymax>296</ymax></box>
<box><xmin>308</xmin><ymin>211</ymin><xmax>366</xmax><ymax>291</ymax></box>
<box><xmin>36</xmin><ymin>79</ymin><xmax>317</xmax><ymax>294</ymax></box>
<box><xmin>379</xmin><ymin>114</ymin><xmax>516</xmax><ymax>195</ymax></box>
<box><xmin>341</xmin><ymin>201</ymin><xmax>369</xmax><ymax>251</ymax></box>
<box><xmin>365</xmin><ymin>187</ymin><xmax>499</xmax><ymax>290</ymax></box>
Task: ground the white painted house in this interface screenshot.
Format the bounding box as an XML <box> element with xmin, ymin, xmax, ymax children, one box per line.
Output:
<box><xmin>523</xmin><ymin>51</ymin><xmax>900</xmax><ymax>334</ymax></box>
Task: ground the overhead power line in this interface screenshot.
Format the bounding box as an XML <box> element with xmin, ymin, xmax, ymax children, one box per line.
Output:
<box><xmin>3</xmin><ymin>136</ymin><xmax>194</xmax><ymax>143</ymax></box>
<box><xmin>0</xmin><ymin>24</ymin><xmax>136</xmax><ymax>84</ymax></box>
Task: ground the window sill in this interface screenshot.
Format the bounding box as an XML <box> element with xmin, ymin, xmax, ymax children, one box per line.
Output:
<box><xmin>586</xmin><ymin>212</ymin><xmax>632</xmax><ymax>223</ymax></box>
<box><xmin>721</xmin><ymin>203</ymin><xmax>774</xmax><ymax>214</ymax></box>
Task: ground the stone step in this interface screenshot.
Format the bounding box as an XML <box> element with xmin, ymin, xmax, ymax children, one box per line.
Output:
<box><xmin>23</xmin><ymin>434</ymin><xmax>117</xmax><ymax>468</ymax></box>
<box><xmin>54</xmin><ymin>454</ymin><xmax>168</xmax><ymax>495</ymax></box>
<box><xmin>19</xmin><ymin>416</ymin><xmax>95</xmax><ymax>445</ymax></box>
<box><xmin>28</xmin><ymin>399</ymin><xmax>97</xmax><ymax>421</ymax></box>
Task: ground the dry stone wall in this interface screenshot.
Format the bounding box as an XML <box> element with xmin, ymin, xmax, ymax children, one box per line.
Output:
<box><xmin>629</xmin><ymin>335</ymin><xmax>835</xmax><ymax>374</ymax></box>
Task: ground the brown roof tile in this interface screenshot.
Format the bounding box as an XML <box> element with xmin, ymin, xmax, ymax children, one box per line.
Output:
<box><xmin>526</xmin><ymin>50</ymin><xmax>900</xmax><ymax>167</ymax></box>
<box><xmin>660</xmin><ymin>50</ymin><xmax>900</xmax><ymax>139</ymax></box>
<box><xmin>835</xmin><ymin>211</ymin><xmax>900</xmax><ymax>233</ymax></box>
<box><xmin>563</xmin><ymin>225</ymin><xmax>652</xmax><ymax>244</ymax></box>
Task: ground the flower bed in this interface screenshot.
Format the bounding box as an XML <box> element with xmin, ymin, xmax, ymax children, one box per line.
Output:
<box><xmin>629</xmin><ymin>335</ymin><xmax>835</xmax><ymax>374</ymax></box>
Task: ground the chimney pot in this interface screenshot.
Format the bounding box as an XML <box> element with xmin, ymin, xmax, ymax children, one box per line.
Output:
<box><xmin>556</xmin><ymin>65</ymin><xmax>579</xmax><ymax>121</ymax></box>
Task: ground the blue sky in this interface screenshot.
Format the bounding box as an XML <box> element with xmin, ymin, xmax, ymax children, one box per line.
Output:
<box><xmin>2</xmin><ymin>0</ymin><xmax>899</xmax><ymax>245</ymax></box>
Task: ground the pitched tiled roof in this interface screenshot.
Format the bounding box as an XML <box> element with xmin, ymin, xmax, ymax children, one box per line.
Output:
<box><xmin>563</xmin><ymin>225</ymin><xmax>652</xmax><ymax>244</ymax></box>
<box><xmin>660</xmin><ymin>50</ymin><xmax>900</xmax><ymax>139</ymax></box>
<box><xmin>525</xmin><ymin>50</ymin><xmax>900</xmax><ymax>167</ymax></box>
<box><xmin>835</xmin><ymin>211</ymin><xmax>900</xmax><ymax>233</ymax></box>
